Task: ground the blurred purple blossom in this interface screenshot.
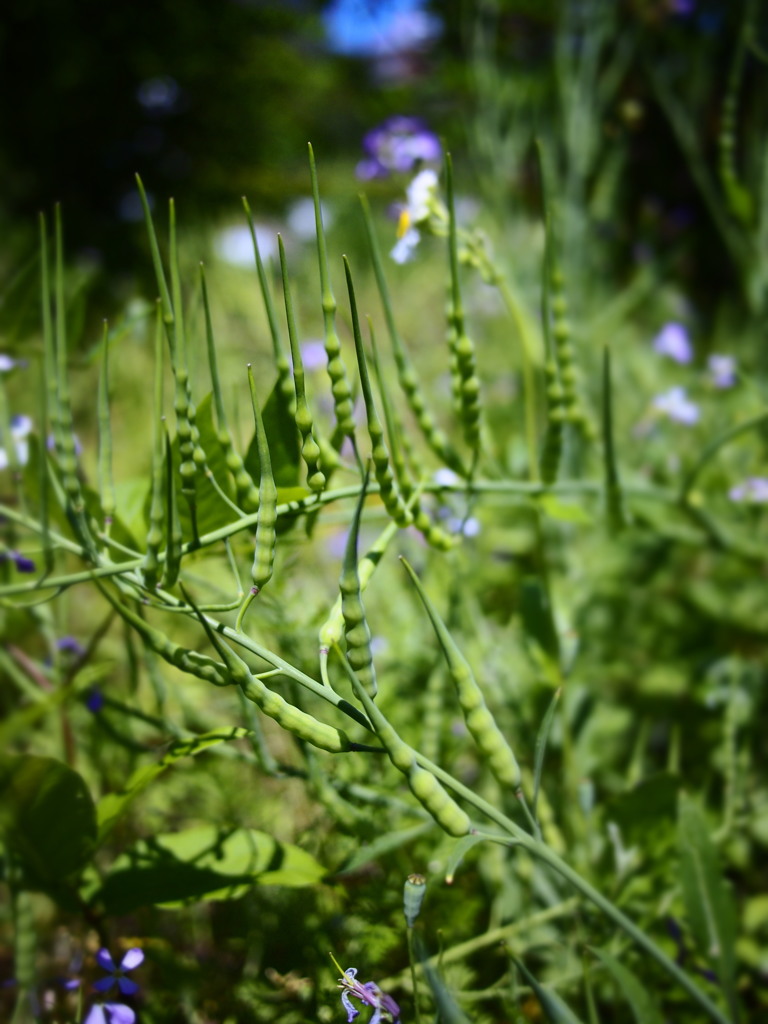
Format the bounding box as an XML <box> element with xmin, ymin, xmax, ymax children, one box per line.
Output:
<box><xmin>357</xmin><ymin>116</ymin><xmax>440</xmax><ymax>180</ymax></box>
<box><xmin>669</xmin><ymin>0</ymin><xmax>696</xmax><ymax>14</ymax></box>
<box><xmin>652</xmin><ymin>322</ymin><xmax>693</xmax><ymax>364</ymax></box>
<box><xmin>337</xmin><ymin>965</ymin><xmax>400</xmax><ymax>1024</ymax></box>
<box><xmin>83</xmin><ymin>1004</ymin><xmax>136</xmax><ymax>1024</ymax></box>
<box><xmin>86</xmin><ymin>688</ymin><xmax>105</xmax><ymax>713</ymax></box>
<box><xmin>299</xmin><ymin>340</ymin><xmax>327</xmax><ymax>372</ymax></box>
<box><xmin>708</xmin><ymin>354</ymin><xmax>736</xmax><ymax>389</ymax></box>
<box><xmin>0</xmin><ymin>354</ymin><xmax>27</xmax><ymax>372</ymax></box>
<box><xmin>0</xmin><ymin>549</ymin><xmax>36</xmax><ymax>573</ymax></box>
<box><xmin>323</xmin><ymin>0</ymin><xmax>441</xmax><ymax>59</ymax></box>
<box><xmin>653</xmin><ymin>386</ymin><xmax>699</xmax><ymax>425</ymax></box>
<box><xmin>93</xmin><ymin>948</ymin><xmax>143</xmax><ymax>997</ymax></box>
<box><xmin>57</xmin><ymin>635</ymin><xmax>85</xmax><ymax>657</ymax></box>
<box><xmin>729</xmin><ymin>478</ymin><xmax>768</xmax><ymax>503</ymax></box>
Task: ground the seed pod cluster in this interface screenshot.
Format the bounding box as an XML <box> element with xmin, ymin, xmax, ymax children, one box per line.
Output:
<box><xmin>279</xmin><ymin>236</ymin><xmax>326</xmax><ymax>493</ymax></box>
<box><xmin>309</xmin><ymin>144</ymin><xmax>356</xmax><ymax>439</ymax></box>
<box><xmin>401</xmin><ymin>558</ymin><xmax>521</xmax><ymax>790</ymax></box>
<box><xmin>340</xmin><ymin>470</ymin><xmax>378</xmax><ymax>699</ymax></box>
<box><xmin>549</xmin><ymin>266</ymin><xmax>595</xmax><ymax>442</ymax></box>
<box><xmin>539</xmin><ymin>357</ymin><xmax>565</xmax><ymax>485</ymax></box>
<box><xmin>343</xmin><ymin>655</ymin><xmax>470</xmax><ymax>837</ymax></box>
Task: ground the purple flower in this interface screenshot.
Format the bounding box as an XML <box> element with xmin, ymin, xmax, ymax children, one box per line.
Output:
<box><xmin>335</xmin><ymin>964</ymin><xmax>400</xmax><ymax>1024</ymax></box>
<box><xmin>83</xmin><ymin>1004</ymin><xmax>136</xmax><ymax>1024</ymax></box>
<box><xmin>0</xmin><ymin>549</ymin><xmax>36</xmax><ymax>573</ymax></box>
<box><xmin>669</xmin><ymin>0</ymin><xmax>695</xmax><ymax>13</ymax></box>
<box><xmin>653</xmin><ymin>386</ymin><xmax>699</xmax><ymax>425</ymax></box>
<box><xmin>708</xmin><ymin>354</ymin><xmax>736</xmax><ymax>389</ymax></box>
<box><xmin>652</xmin><ymin>322</ymin><xmax>693</xmax><ymax>364</ymax></box>
<box><xmin>0</xmin><ymin>354</ymin><xmax>27</xmax><ymax>372</ymax></box>
<box><xmin>86</xmin><ymin>688</ymin><xmax>105</xmax><ymax>713</ymax></box>
<box><xmin>357</xmin><ymin>116</ymin><xmax>441</xmax><ymax>180</ymax></box>
<box><xmin>728</xmin><ymin>477</ymin><xmax>768</xmax><ymax>503</ymax></box>
<box><xmin>299</xmin><ymin>340</ymin><xmax>327</xmax><ymax>372</ymax></box>
<box><xmin>58</xmin><ymin>635</ymin><xmax>86</xmax><ymax>657</ymax></box>
<box><xmin>93</xmin><ymin>948</ymin><xmax>144</xmax><ymax>997</ymax></box>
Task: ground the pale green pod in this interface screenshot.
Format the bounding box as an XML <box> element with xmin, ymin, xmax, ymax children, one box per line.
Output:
<box><xmin>187</xmin><ymin>591</ymin><xmax>354</xmax><ymax>753</ymax></box>
<box><xmin>403</xmin><ymin>873</ymin><xmax>427</xmax><ymax>928</ymax></box>
<box><xmin>200</xmin><ymin>262</ymin><xmax>260</xmax><ymax>512</ymax></box>
<box><xmin>339</xmin><ymin>468</ymin><xmax>378</xmax><ymax>698</ymax></box>
<box><xmin>445</xmin><ymin>155</ymin><xmax>481</xmax><ymax>456</ymax></box>
<box><xmin>308</xmin><ymin>143</ymin><xmax>356</xmax><ymax>438</ymax></box>
<box><xmin>360</xmin><ymin>194</ymin><xmax>465</xmax><ymax>476</ymax></box>
<box><xmin>97</xmin><ymin>319</ymin><xmax>116</xmax><ymax>527</ymax></box>
<box><xmin>237</xmin><ymin>367</ymin><xmax>278</xmax><ymax>629</ymax></box>
<box><xmin>344</xmin><ymin>257</ymin><xmax>411</xmax><ymax>526</ymax></box>
<box><xmin>407</xmin><ymin>765</ymin><xmax>471</xmax><ymax>838</ymax></box>
<box><xmin>162</xmin><ymin>429</ymin><xmax>183</xmax><ymax>589</ymax></box>
<box><xmin>278</xmin><ymin>235</ymin><xmax>326</xmax><ymax>492</ymax></box>
<box><xmin>401</xmin><ymin>557</ymin><xmax>521</xmax><ymax>789</ymax></box>
<box><xmin>142</xmin><ymin>303</ymin><xmax>166</xmax><ymax>590</ymax></box>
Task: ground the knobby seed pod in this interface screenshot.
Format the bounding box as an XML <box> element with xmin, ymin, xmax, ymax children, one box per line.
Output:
<box><xmin>360</xmin><ymin>194</ymin><xmax>465</xmax><ymax>476</ymax></box>
<box><xmin>97</xmin><ymin>320</ymin><xmax>116</xmax><ymax>529</ymax></box>
<box><xmin>98</xmin><ymin>583</ymin><xmax>230</xmax><ymax>687</ymax></box>
<box><xmin>242</xmin><ymin>197</ymin><xmax>296</xmax><ymax>417</ymax></box>
<box><xmin>718</xmin><ymin>5</ymin><xmax>754</xmax><ymax>225</ymax></box>
<box><xmin>200</xmin><ymin>263</ymin><xmax>260</xmax><ymax>512</ymax></box>
<box><xmin>308</xmin><ymin>143</ymin><xmax>356</xmax><ymax>438</ymax></box>
<box><xmin>341</xmin><ymin>652</ymin><xmax>470</xmax><ymax>836</ymax></box>
<box><xmin>403</xmin><ymin>873</ymin><xmax>427</xmax><ymax>928</ymax></box>
<box><xmin>340</xmin><ymin>468</ymin><xmax>378</xmax><ymax>698</ymax></box>
<box><xmin>446</xmin><ymin>154</ymin><xmax>481</xmax><ymax>456</ymax></box>
<box><xmin>279</xmin><ymin>235</ymin><xmax>326</xmax><ymax>492</ymax></box>
<box><xmin>162</xmin><ymin>429</ymin><xmax>183</xmax><ymax>589</ymax></box>
<box><xmin>344</xmin><ymin>258</ymin><xmax>412</xmax><ymax>526</ymax></box>
<box><xmin>401</xmin><ymin>557</ymin><xmax>521</xmax><ymax>789</ymax></box>
<box><xmin>168</xmin><ymin>199</ymin><xmax>207</xmax><ymax>538</ymax></box>
<box><xmin>188</xmin><ymin>591</ymin><xmax>354</xmax><ymax>753</ymax></box>
<box><xmin>237</xmin><ymin>367</ymin><xmax>278</xmax><ymax>629</ymax></box>
<box><xmin>142</xmin><ymin>304</ymin><xmax>166</xmax><ymax>589</ymax></box>
<box><xmin>539</xmin><ymin>359</ymin><xmax>565</xmax><ymax>486</ymax></box>
<box><xmin>13</xmin><ymin>889</ymin><xmax>36</xmax><ymax>993</ymax></box>
<box><xmin>41</xmin><ymin>210</ymin><xmax>96</xmax><ymax>557</ymax></box>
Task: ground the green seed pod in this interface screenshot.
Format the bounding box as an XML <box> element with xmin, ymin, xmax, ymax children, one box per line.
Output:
<box><xmin>407</xmin><ymin>765</ymin><xmax>471</xmax><ymax>838</ymax></box>
<box><xmin>344</xmin><ymin>257</ymin><xmax>412</xmax><ymax>527</ymax></box>
<box><xmin>200</xmin><ymin>262</ymin><xmax>260</xmax><ymax>512</ymax></box>
<box><xmin>12</xmin><ymin>889</ymin><xmax>36</xmax><ymax>991</ymax></box>
<box><xmin>162</xmin><ymin>428</ymin><xmax>183</xmax><ymax>589</ymax></box>
<box><xmin>446</xmin><ymin>155</ymin><xmax>481</xmax><ymax>456</ymax></box>
<box><xmin>279</xmin><ymin>235</ymin><xmax>326</xmax><ymax>493</ymax></box>
<box><xmin>340</xmin><ymin>468</ymin><xmax>378</xmax><ymax>698</ymax></box>
<box><xmin>142</xmin><ymin>304</ymin><xmax>167</xmax><ymax>590</ymax></box>
<box><xmin>237</xmin><ymin>367</ymin><xmax>278</xmax><ymax>629</ymax></box>
<box><xmin>401</xmin><ymin>557</ymin><xmax>521</xmax><ymax>789</ymax></box>
<box><xmin>187</xmin><ymin>591</ymin><xmax>353</xmax><ymax>753</ymax></box>
<box><xmin>360</xmin><ymin>194</ymin><xmax>465</xmax><ymax>476</ymax></box>
<box><xmin>341</xmin><ymin>653</ymin><xmax>469</xmax><ymax>835</ymax></box>
<box><xmin>97</xmin><ymin>320</ymin><xmax>116</xmax><ymax>529</ymax></box>
<box><xmin>403</xmin><ymin>873</ymin><xmax>427</xmax><ymax>928</ymax></box>
<box><xmin>308</xmin><ymin>143</ymin><xmax>356</xmax><ymax>438</ymax></box>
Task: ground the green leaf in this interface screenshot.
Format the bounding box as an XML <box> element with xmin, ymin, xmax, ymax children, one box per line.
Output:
<box><xmin>336</xmin><ymin>822</ymin><xmax>434</xmax><ymax>876</ymax></box>
<box><xmin>678</xmin><ymin>794</ymin><xmax>739</xmax><ymax>1016</ymax></box>
<box><xmin>606</xmin><ymin>773</ymin><xmax>680</xmax><ymax>846</ymax></box>
<box><xmin>520</xmin><ymin>576</ymin><xmax>560</xmax><ymax>665</ymax></box>
<box><xmin>96</xmin><ymin>727</ymin><xmax>250</xmax><ymax>842</ymax></box>
<box><xmin>93</xmin><ymin>825</ymin><xmax>326</xmax><ymax>914</ymax></box>
<box><xmin>538</xmin><ymin>495</ymin><xmax>593</xmax><ymax>525</ymax></box>
<box><xmin>591</xmin><ymin>947</ymin><xmax>665</xmax><ymax>1024</ymax></box>
<box><xmin>0</xmin><ymin>755</ymin><xmax>96</xmax><ymax>888</ymax></box>
<box><xmin>244</xmin><ymin>377</ymin><xmax>301</xmax><ymax>489</ymax></box>
<box><xmin>511</xmin><ymin>956</ymin><xmax>586</xmax><ymax>1024</ymax></box>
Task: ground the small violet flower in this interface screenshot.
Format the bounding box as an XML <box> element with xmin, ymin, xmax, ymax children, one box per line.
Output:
<box><xmin>708</xmin><ymin>354</ymin><xmax>736</xmax><ymax>389</ymax></box>
<box><xmin>653</xmin><ymin>386</ymin><xmax>699</xmax><ymax>425</ymax></box>
<box><xmin>728</xmin><ymin>477</ymin><xmax>768</xmax><ymax>503</ymax></box>
<box><xmin>357</xmin><ymin>115</ymin><xmax>441</xmax><ymax>181</ymax></box>
<box><xmin>93</xmin><ymin>948</ymin><xmax>144</xmax><ymax>997</ymax></box>
<box><xmin>337</xmin><ymin>965</ymin><xmax>400</xmax><ymax>1024</ymax></box>
<box><xmin>83</xmin><ymin>1003</ymin><xmax>136</xmax><ymax>1024</ymax></box>
<box><xmin>0</xmin><ymin>549</ymin><xmax>36</xmax><ymax>573</ymax></box>
<box><xmin>652</xmin><ymin>322</ymin><xmax>693</xmax><ymax>364</ymax></box>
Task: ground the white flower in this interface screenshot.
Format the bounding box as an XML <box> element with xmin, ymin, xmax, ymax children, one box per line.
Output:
<box><xmin>405</xmin><ymin>168</ymin><xmax>438</xmax><ymax>224</ymax></box>
<box><xmin>390</xmin><ymin>226</ymin><xmax>421</xmax><ymax>264</ymax></box>
<box><xmin>0</xmin><ymin>414</ymin><xmax>33</xmax><ymax>470</ymax></box>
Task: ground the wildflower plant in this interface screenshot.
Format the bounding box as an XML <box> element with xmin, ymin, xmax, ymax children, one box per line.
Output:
<box><xmin>2</xmin><ymin>19</ymin><xmax>768</xmax><ymax>1023</ymax></box>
